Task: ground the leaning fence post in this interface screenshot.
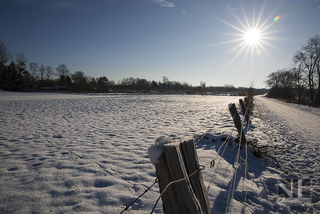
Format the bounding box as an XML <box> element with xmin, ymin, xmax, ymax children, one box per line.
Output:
<box><xmin>244</xmin><ymin>96</ymin><xmax>253</xmax><ymax>116</ymax></box>
<box><xmin>228</xmin><ymin>103</ymin><xmax>246</xmax><ymax>145</ymax></box>
<box><xmin>239</xmin><ymin>99</ymin><xmax>250</xmax><ymax>123</ymax></box>
<box><xmin>244</xmin><ymin>97</ymin><xmax>248</xmax><ymax>109</ymax></box>
<box><xmin>149</xmin><ymin>138</ymin><xmax>210</xmax><ymax>214</ymax></box>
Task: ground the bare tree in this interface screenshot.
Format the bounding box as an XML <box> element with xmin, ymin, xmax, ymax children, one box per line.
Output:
<box><xmin>97</xmin><ymin>76</ymin><xmax>109</xmax><ymax>91</ymax></box>
<box><xmin>265</xmin><ymin>70</ymin><xmax>282</xmax><ymax>89</ymax></box>
<box><xmin>15</xmin><ymin>52</ymin><xmax>27</xmax><ymax>85</ymax></box>
<box><xmin>0</xmin><ymin>40</ymin><xmax>12</xmax><ymax>64</ymax></box>
<box><xmin>293</xmin><ymin>35</ymin><xmax>320</xmax><ymax>103</ymax></box>
<box><xmin>279</xmin><ymin>69</ymin><xmax>294</xmax><ymax>89</ymax></box>
<box><xmin>71</xmin><ymin>71</ymin><xmax>85</xmax><ymax>84</ymax></box>
<box><xmin>4</xmin><ymin>61</ymin><xmax>18</xmax><ymax>87</ymax></box>
<box><xmin>0</xmin><ymin>41</ymin><xmax>12</xmax><ymax>87</ymax></box>
<box><xmin>308</xmin><ymin>35</ymin><xmax>320</xmax><ymax>103</ymax></box>
<box><xmin>39</xmin><ymin>63</ymin><xmax>46</xmax><ymax>81</ymax></box>
<box><xmin>71</xmin><ymin>71</ymin><xmax>88</xmax><ymax>90</ymax></box>
<box><xmin>29</xmin><ymin>62</ymin><xmax>39</xmax><ymax>81</ymax></box>
<box><xmin>163</xmin><ymin>76</ymin><xmax>169</xmax><ymax>85</ymax></box>
<box><xmin>55</xmin><ymin>63</ymin><xmax>70</xmax><ymax>77</ymax></box>
<box><xmin>45</xmin><ymin>65</ymin><xmax>54</xmax><ymax>80</ymax></box>
<box><xmin>265</xmin><ymin>69</ymin><xmax>295</xmax><ymax>100</ymax></box>
<box><xmin>291</xmin><ymin>64</ymin><xmax>305</xmax><ymax>104</ymax></box>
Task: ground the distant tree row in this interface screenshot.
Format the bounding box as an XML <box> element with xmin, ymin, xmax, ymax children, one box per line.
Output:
<box><xmin>1</xmin><ymin>40</ymin><xmax>266</xmax><ymax>95</ymax></box>
<box><xmin>265</xmin><ymin>35</ymin><xmax>320</xmax><ymax>105</ymax></box>
<box><xmin>114</xmin><ymin>76</ymin><xmax>194</xmax><ymax>92</ymax></box>
<box><xmin>0</xmin><ymin>40</ymin><xmax>111</xmax><ymax>92</ymax></box>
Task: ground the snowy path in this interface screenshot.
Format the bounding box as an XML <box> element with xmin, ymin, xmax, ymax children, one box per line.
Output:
<box><xmin>255</xmin><ymin>95</ymin><xmax>320</xmax><ymax>146</ymax></box>
<box><xmin>254</xmin><ymin>95</ymin><xmax>320</xmax><ymax>207</ymax></box>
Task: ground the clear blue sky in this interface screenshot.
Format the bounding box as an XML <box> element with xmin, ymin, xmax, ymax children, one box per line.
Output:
<box><xmin>1</xmin><ymin>0</ymin><xmax>320</xmax><ymax>88</ymax></box>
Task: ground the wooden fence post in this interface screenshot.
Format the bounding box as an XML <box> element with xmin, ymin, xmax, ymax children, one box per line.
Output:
<box><xmin>244</xmin><ymin>97</ymin><xmax>248</xmax><ymax>109</ymax></box>
<box><xmin>154</xmin><ymin>139</ymin><xmax>210</xmax><ymax>214</ymax></box>
<box><xmin>244</xmin><ymin>96</ymin><xmax>253</xmax><ymax>116</ymax></box>
<box><xmin>239</xmin><ymin>99</ymin><xmax>250</xmax><ymax>123</ymax></box>
<box><xmin>228</xmin><ymin>103</ymin><xmax>246</xmax><ymax>145</ymax></box>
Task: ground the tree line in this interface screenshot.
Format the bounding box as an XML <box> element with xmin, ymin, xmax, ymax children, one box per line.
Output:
<box><xmin>1</xmin><ymin>40</ymin><xmax>266</xmax><ymax>95</ymax></box>
<box><xmin>0</xmin><ymin>41</ymin><xmax>111</xmax><ymax>93</ymax></box>
<box><xmin>265</xmin><ymin>35</ymin><xmax>320</xmax><ymax>105</ymax></box>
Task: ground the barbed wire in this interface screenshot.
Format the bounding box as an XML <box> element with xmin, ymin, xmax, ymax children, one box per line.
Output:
<box><xmin>119</xmin><ymin>99</ymin><xmax>253</xmax><ymax>214</ymax></box>
<box><xmin>150</xmin><ymin>103</ymin><xmax>244</xmax><ymax>213</ymax></box>
<box><xmin>120</xmin><ymin>178</ymin><xmax>159</xmax><ymax>214</ymax></box>
<box><xmin>120</xmin><ymin>97</ymin><xmax>307</xmax><ymax>214</ymax></box>
<box><xmin>150</xmin><ymin>106</ymin><xmax>238</xmax><ymax>213</ymax></box>
<box><xmin>226</xmin><ymin>126</ymin><xmax>243</xmax><ymax>213</ymax></box>
<box><xmin>207</xmin><ymin>100</ymin><xmax>252</xmax><ymax>213</ymax></box>
<box><xmin>206</xmin><ymin>126</ymin><xmax>235</xmax><ymax>191</ymax></box>
<box><xmin>243</xmin><ymin>105</ymin><xmax>250</xmax><ymax>208</ymax></box>
<box><xmin>194</xmin><ymin>108</ymin><xmax>231</xmax><ymax>144</ymax></box>
<box><xmin>240</xmin><ymin>99</ymin><xmax>252</xmax><ymax>211</ymax></box>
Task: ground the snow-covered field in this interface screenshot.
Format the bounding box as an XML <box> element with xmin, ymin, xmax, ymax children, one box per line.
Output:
<box><xmin>0</xmin><ymin>91</ymin><xmax>319</xmax><ymax>213</ymax></box>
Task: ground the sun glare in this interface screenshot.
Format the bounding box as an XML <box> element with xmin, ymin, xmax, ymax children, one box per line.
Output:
<box><xmin>211</xmin><ymin>1</ymin><xmax>284</xmax><ymax>70</ymax></box>
<box><xmin>245</xmin><ymin>29</ymin><xmax>261</xmax><ymax>45</ymax></box>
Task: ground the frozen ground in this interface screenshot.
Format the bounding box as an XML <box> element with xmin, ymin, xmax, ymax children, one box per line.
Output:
<box><xmin>0</xmin><ymin>91</ymin><xmax>319</xmax><ymax>213</ymax></box>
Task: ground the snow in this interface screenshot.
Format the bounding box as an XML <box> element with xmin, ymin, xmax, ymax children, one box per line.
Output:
<box><xmin>0</xmin><ymin>91</ymin><xmax>319</xmax><ymax>213</ymax></box>
<box><xmin>154</xmin><ymin>136</ymin><xmax>172</xmax><ymax>147</ymax></box>
<box><xmin>148</xmin><ymin>136</ymin><xmax>172</xmax><ymax>164</ymax></box>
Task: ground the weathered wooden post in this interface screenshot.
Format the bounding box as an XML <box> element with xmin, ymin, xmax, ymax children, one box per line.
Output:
<box><xmin>228</xmin><ymin>103</ymin><xmax>246</xmax><ymax>145</ymax></box>
<box><xmin>239</xmin><ymin>99</ymin><xmax>250</xmax><ymax>123</ymax></box>
<box><xmin>244</xmin><ymin>88</ymin><xmax>254</xmax><ymax>116</ymax></box>
<box><xmin>180</xmin><ymin>140</ymin><xmax>210</xmax><ymax>214</ymax></box>
<box><xmin>149</xmin><ymin>138</ymin><xmax>210</xmax><ymax>214</ymax></box>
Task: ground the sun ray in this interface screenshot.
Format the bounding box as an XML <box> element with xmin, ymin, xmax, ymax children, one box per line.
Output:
<box><xmin>231</xmin><ymin>3</ymin><xmax>254</xmax><ymax>34</ymax></box>
<box><xmin>213</xmin><ymin>15</ymin><xmax>247</xmax><ymax>35</ymax></box>
<box><xmin>251</xmin><ymin>0</ymin><xmax>256</xmax><ymax>29</ymax></box>
<box><xmin>208</xmin><ymin>0</ymin><xmax>289</xmax><ymax>71</ymax></box>
<box><xmin>261</xmin><ymin>36</ymin><xmax>288</xmax><ymax>41</ymax></box>
<box><xmin>256</xmin><ymin>42</ymin><xmax>273</xmax><ymax>59</ymax></box>
<box><xmin>220</xmin><ymin>42</ymin><xmax>247</xmax><ymax>57</ymax></box>
<box><xmin>240</xmin><ymin>1</ymin><xmax>250</xmax><ymax>31</ymax></box>
<box><xmin>201</xmin><ymin>37</ymin><xmax>246</xmax><ymax>49</ymax></box>
<box><xmin>255</xmin><ymin>0</ymin><xmax>267</xmax><ymax>30</ymax></box>
<box><xmin>259</xmin><ymin>40</ymin><xmax>286</xmax><ymax>53</ymax></box>
<box><xmin>224</xmin><ymin>42</ymin><xmax>248</xmax><ymax>69</ymax></box>
<box><xmin>257</xmin><ymin>2</ymin><xmax>284</xmax><ymax>33</ymax></box>
<box><xmin>241</xmin><ymin>41</ymin><xmax>252</xmax><ymax>68</ymax></box>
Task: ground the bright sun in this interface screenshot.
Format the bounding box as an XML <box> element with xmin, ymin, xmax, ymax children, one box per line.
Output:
<box><xmin>245</xmin><ymin>29</ymin><xmax>261</xmax><ymax>45</ymax></box>
<box><xmin>211</xmin><ymin>1</ymin><xmax>283</xmax><ymax>69</ymax></box>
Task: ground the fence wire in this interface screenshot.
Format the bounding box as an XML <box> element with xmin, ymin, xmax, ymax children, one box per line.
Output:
<box><xmin>120</xmin><ymin>100</ymin><xmax>254</xmax><ymax>214</ymax></box>
<box><xmin>120</xmin><ymin>178</ymin><xmax>158</xmax><ymax>214</ymax></box>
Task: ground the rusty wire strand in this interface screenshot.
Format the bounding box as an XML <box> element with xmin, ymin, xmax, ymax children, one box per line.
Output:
<box><xmin>120</xmin><ymin>178</ymin><xmax>158</xmax><ymax>214</ymax></box>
